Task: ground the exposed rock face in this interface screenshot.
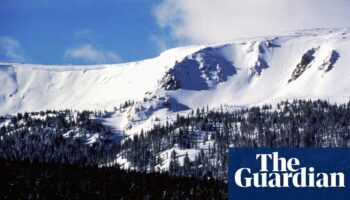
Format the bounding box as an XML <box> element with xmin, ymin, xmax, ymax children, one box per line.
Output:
<box><xmin>249</xmin><ymin>57</ymin><xmax>269</xmax><ymax>77</ymax></box>
<box><xmin>318</xmin><ymin>50</ymin><xmax>339</xmax><ymax>72</ymax></box>
<box><xmin>288</xmin><ymin>47</ymin><xmax>340</xmax><ymax>83</ymax></box>
<box><xmin>160</xmin><ymin>68</ymin><xmax>181</xmax><ymax>90</ymax></box>
<box><xmin>288</xmin><ymin>48</ymin><xmax>317</xmax><ymax>82</ymax></box>
<box><xmin>160</xmin><ymin>48</ymin><xmax>236</xmax><ymax>91</ymax></box>
<box><xmin>245</xmin><ymin>40</ymin><xmax>278</xmax><ymax>77</ymax></box>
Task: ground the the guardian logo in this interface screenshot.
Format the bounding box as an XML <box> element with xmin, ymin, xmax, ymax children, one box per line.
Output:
<box><xmin>234</xmin><ymin>152</ymin><xmax>345</xmax><ymax>188</ymax></box>
<box><xmin>229</xmin><ymin>148</ymin><xmax>350</xmax><ymax>200</ymax></box>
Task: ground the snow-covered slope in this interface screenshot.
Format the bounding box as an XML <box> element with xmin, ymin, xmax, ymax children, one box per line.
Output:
<box><xmin>1</xmin><ymin>28</ymin><xmax>350</xmax><ymax>135</ymax></box>
<box><xmin>0</xmin><ymin>45</ymin><xmax>204</xmax><ymax>114</ymax></box>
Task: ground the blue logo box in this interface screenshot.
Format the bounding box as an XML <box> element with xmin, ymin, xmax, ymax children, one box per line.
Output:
<box><xmin>228</xmin><ymin>148</ymin><xmax>350</xmax><ymax>200</ymax></box>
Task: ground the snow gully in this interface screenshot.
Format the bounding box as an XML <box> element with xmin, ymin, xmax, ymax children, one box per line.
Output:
<box><xmin>234</xmin><ymin>152</ymin><xmax>345</xmax><ymax>188</ymax></box>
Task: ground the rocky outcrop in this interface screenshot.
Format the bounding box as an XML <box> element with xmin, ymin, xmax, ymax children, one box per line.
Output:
<box><xmin>318</xmin><ymin>50</ymin><xmax>339</xmax><ymax>72</ymax></box>
<box><xmin>160</xmin><ymin>68</ymin><xmax>181</xmax><ymax>90</ymax></box>
<box><xmin>245</xmin><ymin>40</ymin><xmax>278</xmax><ymax>77</ymax></box>
<box><xmin>288</xmin><ymin>47</ymin><xmax>340</xmax><ymax>83</ymax></box>
<box><xmin>160</xmin><ymin>48</ymin><xmax>236</xmax><ymax>90</ymax></box>
<box><xmin>288</xmin><ymin>48</ymin><xmax>317</xmax><ymax>82</ymax></box>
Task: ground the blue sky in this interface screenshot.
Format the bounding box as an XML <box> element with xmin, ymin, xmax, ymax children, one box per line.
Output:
<box><xmin>1</xmin><ymin>0</ymin><xmax>349</xmax><ymax>65</ymax></box>
<box><xmin>0</xmin><ymin>0</ymin><xmax>175</xmax><ymax>65</ymax></box>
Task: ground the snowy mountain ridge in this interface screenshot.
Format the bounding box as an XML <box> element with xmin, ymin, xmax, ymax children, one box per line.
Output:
<box><xmin>1</xmin><ymin>28</ymin><xmax>350</xmax><ymax>137</ymax></box>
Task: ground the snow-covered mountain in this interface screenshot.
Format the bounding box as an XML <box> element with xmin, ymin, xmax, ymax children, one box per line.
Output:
<box><xmin>1</xmin><ymin>28</ymin><xmax>350</xmax><ymax>136</ymax></box>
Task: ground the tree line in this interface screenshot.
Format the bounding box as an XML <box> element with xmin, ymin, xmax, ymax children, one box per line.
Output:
<box><xmin>1</xmin><ymin>99</ymin><xmax>350</xmax><ymax>181</ymax></box>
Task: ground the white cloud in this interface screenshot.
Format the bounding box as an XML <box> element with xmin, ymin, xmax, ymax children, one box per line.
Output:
<box><xmin>0</xmin><ymin>36</ymin><xmax>25</xmax><ymax>62</ymax></box>
<box><xmin>65</xmin><ymin>44</ymin><xmax>122</xmax><ymax>64</ymax></box>
<box><xmin>150</xmin><ymin>35</ymin><xmax>168</xmax><ymax>53</ymax></box>
<box><xmin>155</xmin><ymin>0</ymin><xmax>350</xmax><ymax>43</ymax></box>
